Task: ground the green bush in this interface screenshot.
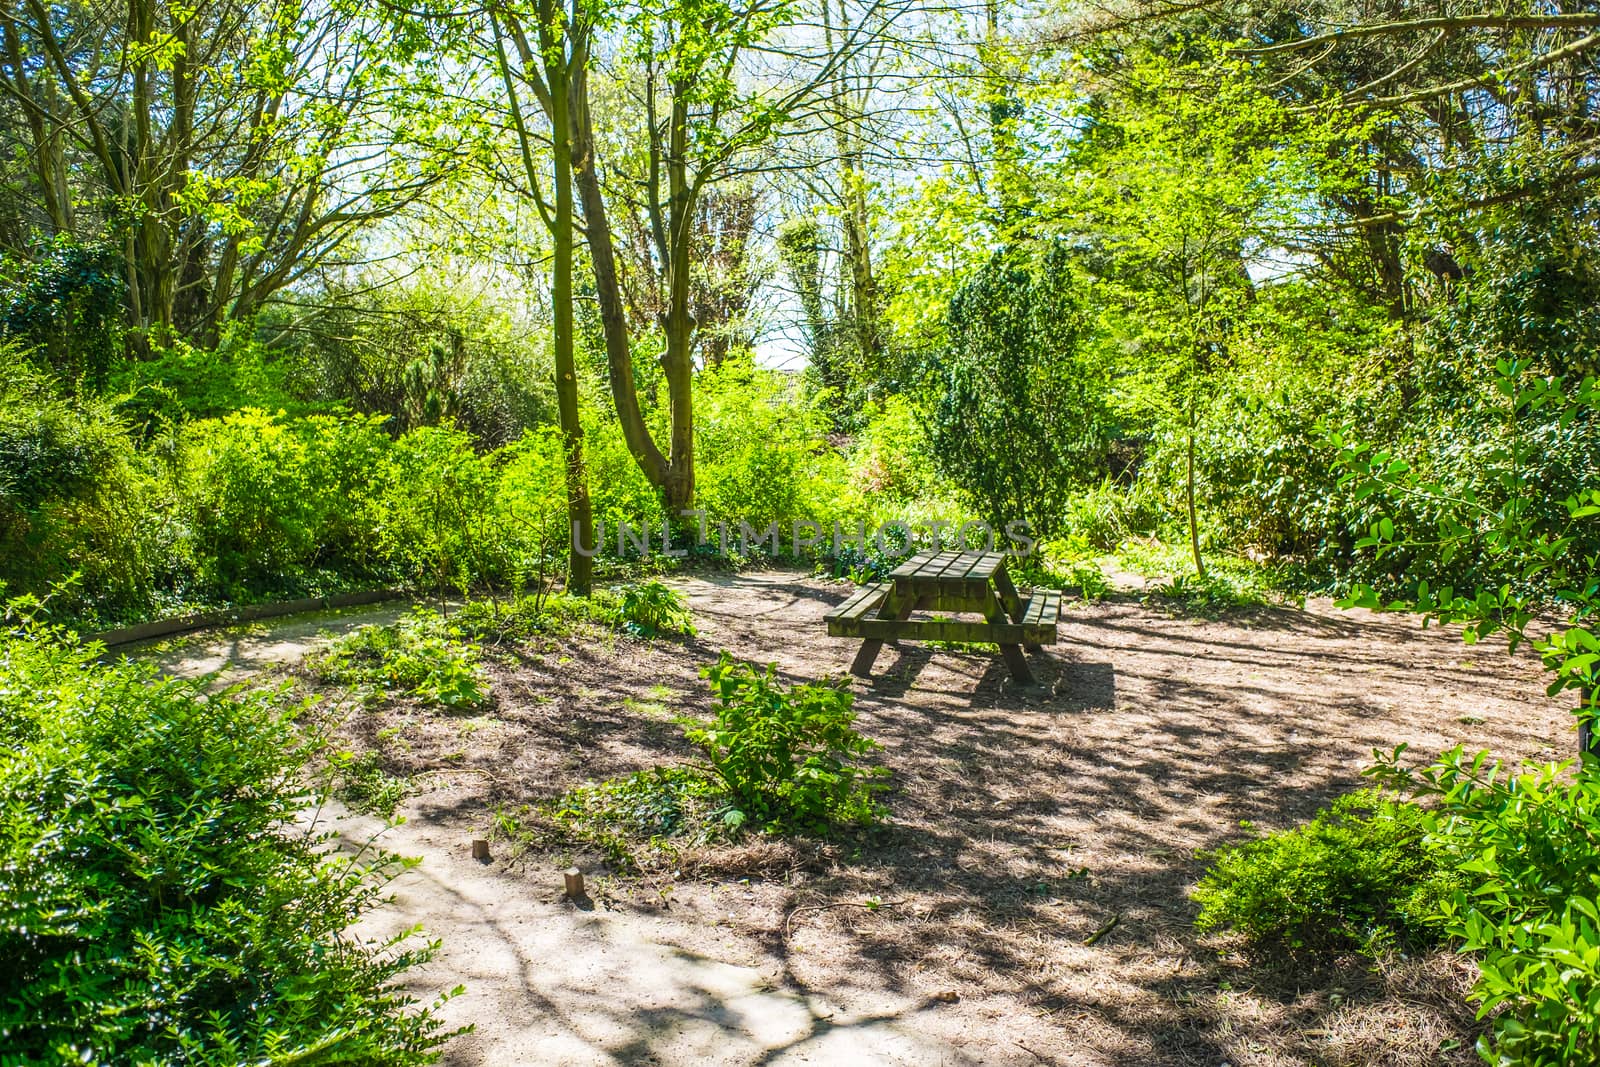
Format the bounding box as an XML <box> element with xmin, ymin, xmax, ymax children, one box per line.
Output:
<box><xmin>108</xmin><ymin>332</ymin><xmax>311</xmax><ymax>423</ymax></box>
<box><xmin>1370</xmin><ymin>747</ymin><xmax>1600</xmax><ymax>1066</ymax></box>
<box><xmin>0</xmin><ymin>617</ymin><xmax>457</xmax><ymax>1064</ymax></box>
<box><xmin>374</xmin><ymin>425</ymin><xmax>503</xmax><ymax>594</ymax></box>
<box><xmin>686</xmin><ymin>652</ymin><xmax>887</xmax><ymax>833</ymax></box>
<box><xmin>618</xmin><ymin>580</ymin><xmax>695</xmax><ymax>637</ymax></box>
<box><xmin>0</xmin><ymin>361</ymin><xmax>173</xmax><ymax>623</ymax></box>
<box><xmin>308</xmin><ymin>609</ymin><xmax>488</xmax><ymax>709</ymax></box>
<box><xmin>180</xmin><ymin>409</ymin><xmax>390</xmax><ymax>592</ymax></box>
<box><xmin>922</xmin><ymin>241</ymin><xmax>1110</xmax><ymax>538</ymax></box>
<box><xmin>1193</xmin><ymin>790</ymin><xmax>1453</xmax><ymax>955</ymax></box>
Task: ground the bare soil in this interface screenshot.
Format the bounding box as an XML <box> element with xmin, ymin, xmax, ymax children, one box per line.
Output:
<box><xmin>156</xmin><ymin>572</ymin><xmax>1572</xmax><ymax>1066</ymax></box>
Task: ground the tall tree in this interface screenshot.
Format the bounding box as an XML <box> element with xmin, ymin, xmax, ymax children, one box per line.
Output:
<box><xmin>488</xmin><ymin>0</ymin><xmax>596</xmax><ymax>593</ymax></box>
<box><xmin>0</xmin><ymin>0</ymin><xmax>460</xmax><ymax>351</ymax></box>
<box><xmin>571</xmin><ymin>0</ymin><xmax>883</xmax><ymax>510</ymax></box>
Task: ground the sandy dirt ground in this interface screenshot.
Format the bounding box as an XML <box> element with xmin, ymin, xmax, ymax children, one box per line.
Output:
<box><xmin>143</xmin><ymin>572</ymin><xmax>1572</xmax><ymax>1067</ymax></box>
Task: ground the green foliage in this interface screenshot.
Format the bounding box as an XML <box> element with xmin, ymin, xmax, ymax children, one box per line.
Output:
<box><xmin>0</xmin><ymin>362</ymin><xmax>170</xmax><ymax>622</ymax></box>
<box><xmin>617</xmin><ymin>580</ymin><xmax>695</xmax><ymax>637</ymax></box>
<box><xmin>1329</xmin><ymin>361</ymin><xmax>1600</xmax><ymax>703</ymax></box>
<box><xmin>281</xmin><ymin>277</ymin><xmax>554</xmax><ymax>448</ymax></box>
<box><xmin>182</xmin><ymin>410</ymin><xmax>392</xmax><ymax>593</ymax></box>
<box><xmin>0</xmin><ymin>235</ymin><xmax>122</xmax><ymax>387</ymax></box>
<box><xmin>309</xmin><ymin>609</ymin><xmax>488</xmax><ymax>709</ymax></box>
<box><xmin>546</xmin><ymin>767</ymin><xmax>722</xmax><ymax>870</ymax></box>
<box><xmin>109</xmin><ymin>332</ymin><xmax>311</xmax><ymax>424</ymax></box>
<box><xmin>375</xmin><ymin>425</ymin><xmax>503</xmax><ymax>595</ymax></box>
<box><xmin>693</xmin><ymin>357</ymin><xmax>843</xmax><ymax>535</ymax></box>
<box><xmin>1193</xmin><ymin>790</ymin><xmax>1452</xmax><ymax>956</ymax></box>
<box><xmin>924</xmin><ymin>241</ymin><xmax>1108</xmax><ymax>538</ymax></box>
<box><xmin>686</xmin><ymin>652</ymin><xmax>887</xmax><ymax>833</ymax></box>
<box><xmin>332</xmin><ymin>750</ymin><xmax>410</xmax><ymax>819</ymax></box>
<box><xmin>1370</xmin><ymin>748</ymin><xmax>1600</xmax><ymax>1066</ymax></box>
<box><xmin>0</xmin><ymin>618</ymin><xmax>458</xmax><ymax>1064</ymax></box>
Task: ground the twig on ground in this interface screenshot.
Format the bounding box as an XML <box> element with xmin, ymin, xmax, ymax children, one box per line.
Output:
<box><xmin>785</xmin><ymin>898</ymin><xmax>907</xmax><ymax>937</ymax></box>
<box><xmin>1083</xmin><ymin>914</ymin><xmax>1121</xmax><ymax>946</ymax></box>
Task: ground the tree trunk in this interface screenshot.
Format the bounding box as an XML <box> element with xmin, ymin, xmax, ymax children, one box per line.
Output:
<box><xmin>570</xmin><ymin>61</ymin><xmax>691</xmax><ymax>512</ymax></box>
<box><xmin>549</xmin><ymin>55</ymin><xmax>594</xmax><ymax>594</ymax></box>
<box><xmin>1186</xmin><ymin>391</ymin><xmax>1205</xmax><ymax>579</ymax></box>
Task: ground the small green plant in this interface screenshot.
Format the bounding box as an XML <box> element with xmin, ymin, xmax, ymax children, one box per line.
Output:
<box><xmin>547</xmin><ymin>767</ymin><xmax>722</xmax><ymax>869</ymax></box>
<box><xmin>331</xmin><ymin>750</ymin><xmax>409</xmax><ymax>819</ymax></box>
<box><xmin>616</xmin><ymin>579</ymin><xmax>695</xmax><ymax>637</ymax></box>
<box><xmin>309</xmin><ymin>608</ymin><xmax>488</xmax><ymax>708</ymax></box>
<box><xmin>686</xmin><ymin>652</ymin><xmax>888</xmax><ymax>833</ymax></box>
<box><xmin>1193</xmin><ymin>790</ymin><xmax>1454</xmax><ymax>956</ymax></box>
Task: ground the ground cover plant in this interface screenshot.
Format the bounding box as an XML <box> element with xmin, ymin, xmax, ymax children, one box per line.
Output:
<box><xmin>519</xmin><ymin>650</ymin><xmax>887</xmax><ymax>872</ymax></box>
<box><xmin>0</xmin><ymin>610</ymin><xmax>458</xmax><ymax>1064</ymax></box>
<box><xmin>308</xmin><ymin>608</ymin><xmax>489</xmax><ymax>709</ymax></box>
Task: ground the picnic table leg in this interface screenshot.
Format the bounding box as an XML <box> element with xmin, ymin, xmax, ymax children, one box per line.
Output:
<box><xmin>849</xmin><ymin>590</ymin><xmax>915</xmax><ymax>677</ymax></box>
<box><xmin>993</xmin><ymin>564</ymin><xmax>1042</xmax><ymax>654</ymax></box>
<box><xmin>982</xmin><ymin>588</ymin><xmax>1034</xmax><ymax>685</ymax></box>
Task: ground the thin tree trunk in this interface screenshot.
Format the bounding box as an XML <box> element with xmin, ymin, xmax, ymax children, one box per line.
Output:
<box><xmin>1186</xmin><ymin>391</ymin><xmax>1205</xmax><ymax>578</ymax></box>
<box><xmin>571</xmin><ymin>62</ymin><xmax>687</xmax><ymax>510</ymax></box>
<box><xmin>549</xmin><ymin>50</ymin><xmax>594</xmax><ymax>594</ymax></box>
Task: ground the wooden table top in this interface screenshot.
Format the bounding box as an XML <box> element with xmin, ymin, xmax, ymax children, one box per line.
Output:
<box><xmin>888</xmin><ymin>550</ymin><xmax>1007</xmax><ymax>584</ymax></box>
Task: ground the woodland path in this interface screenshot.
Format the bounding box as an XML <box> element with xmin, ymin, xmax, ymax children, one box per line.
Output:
<box><xmin>136</xmin><ymin>571</ymin><xmax>1569</xmax><ymax>1066</ymax></box>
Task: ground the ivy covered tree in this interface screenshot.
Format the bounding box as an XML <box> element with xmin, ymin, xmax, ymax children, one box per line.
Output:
<box><xmin>922</xmin><ymin>241</ymin><xmax>1107</xmax><ymax>539</ymax></box>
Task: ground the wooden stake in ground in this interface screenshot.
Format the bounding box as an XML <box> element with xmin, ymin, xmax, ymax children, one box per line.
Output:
<box><xmin>471</xmin><ymin>839</ymin><xmax>491</xmax><ymax>862</ymax></box>
<box><xmin>563</xmin><ymin>867</ymin><xmax>585</xmax><ymax>899</ymax></box>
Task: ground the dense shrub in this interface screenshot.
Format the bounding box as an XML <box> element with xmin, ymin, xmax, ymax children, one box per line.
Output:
<box><xmin>181</xmin><ymin>409</ymin><xmax>391</xmax><ymax>592</ymax></box>
<box><xmin>0</xmin><ymin>235</ymin><xmax>122</xmax><ymax>387</ymax></box>
<box><xmin>374</xmin><ymin>425</ymin><xmax>503</xmax><ymax>593</ymax></box>
<box><xmin>1371</xmin><ymin>747</ymin><xmax>1600</xmax><ymax>1066</ymax></box>
<box><xmin>1193</xmin><ymin>790</ymin><xmax>1453</xmax><ymax>955</ymax></box>
<box><xmin>694</xmin><ymin>358</ymin><xmax>838</xmax><ymax>533</ymax></box>
<box><xmin>108</xmin><ymin>333</ymin><xmax>313</xmax><ymax>424</ymax></box>
<box><xmin>0</xmin><ymin>361</ymin><xmax>172</xmax><ymax>622</ymax></box>
<box><xmin>686</xmin><ymin>652</ymin><xmax>887</xmax><ymax>833</ymax></box>
<box><xmin>0</xmin><ymin>618</ymin><xmax>457</xmax><ymax>1064</ymax></box>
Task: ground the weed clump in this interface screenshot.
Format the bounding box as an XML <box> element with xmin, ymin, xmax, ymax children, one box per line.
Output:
<box><xmin>308</xmin><ymin>607</ymin><xmax>488</xmax><ymax>708</ymax></box>
<box><xmin>527</xmin><ymin>652</ymin><xmax>887</xmax><ymax>870</ymax></box>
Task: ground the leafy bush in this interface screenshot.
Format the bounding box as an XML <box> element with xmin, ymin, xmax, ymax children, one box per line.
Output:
<box><xmin>1370</xmin><ymin>747</ymin><xmax>1600</xmax><ymax>1066</ymax></box>
<box><xmin>1193</xmin><ymin>790</ymin><xmax>1453</xmax><ymax>955</ymax></box>
<box><xmin>694</xmin><ymin>357</ymin><xmax>837</xmax><ymax>535</ymax></box>
<box><xmin>308</xmin><ymin>609</ymin><xmax>488</xmax><ymax>708</ymax></box>
<box><xmin>922</xmin><ymin>241</ymin><xmax>1110</xmax><ymax>538</ymax></box>
<box><xmin>108</xmin><ymin>332</ymin><xmax>311</xmax><ymax>423</ymax></box>
<box><xmin>0</xmin><ymin>618</ymin><xmax>457</xmax><ymax>1064</ymax></box>
<box><xmin>685</xmin><ymin>652</ymin><xmax>887</xmax><ymax>833</ymax></box>
<box><xmin>181</xmin><ymin>409</ymin><xmax>391</xmax><ymax>592</ymax></box>
<box><xmin>1</xmin><ymin>234</ymin><xmax>122</xmax><ymax>387</ymax></box>
<box><xmin>374</xmin><ymin>425</ymin><xmax>503</xmax><ymax>595</ymax></box>
<box><xmin>618</xmin><ymin>580</ymin><xmax>695</xmax><ymax>637</ymax></box>
<box><xmin>0</xmin><ymin>361</ymin><xmax>173</xmax><ymax>622</ymax></box>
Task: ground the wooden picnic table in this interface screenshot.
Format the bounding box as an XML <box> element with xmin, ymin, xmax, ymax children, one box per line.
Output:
<box><xmin>824</xmin><ymin>550</ymin><xmax>1060</xmax><ymax>684</ymax></box>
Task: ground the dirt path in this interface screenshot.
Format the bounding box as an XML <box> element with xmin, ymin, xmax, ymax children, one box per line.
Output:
<box><xmin>143</xmin><ymin>573</ymin><xmax>1570</xmax><ymax>1066</ymax></box>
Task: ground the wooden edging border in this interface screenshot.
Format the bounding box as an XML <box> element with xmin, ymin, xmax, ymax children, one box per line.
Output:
<box><xmin>90</xmin><ymin>588</ymin><xmax>410</xmax><ymax>650</ymax></box>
